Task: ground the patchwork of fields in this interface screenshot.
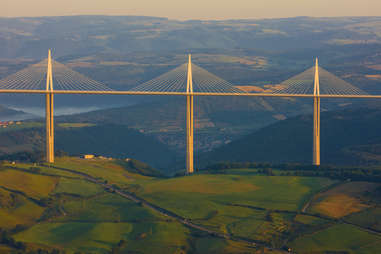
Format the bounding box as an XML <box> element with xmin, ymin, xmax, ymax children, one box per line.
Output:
<box><xmin>0</xmin><ymin>158</ymin><xmax>380</xmax><ymax>253</ymax></box>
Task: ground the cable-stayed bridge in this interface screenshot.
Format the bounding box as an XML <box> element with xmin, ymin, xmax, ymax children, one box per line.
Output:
<box><xmin>0</xmin><ymin>51</ymin><xmax>378</xmax><ymax>173</ymax></box>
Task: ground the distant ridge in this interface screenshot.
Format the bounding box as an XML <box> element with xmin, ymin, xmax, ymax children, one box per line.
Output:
<box><xmin>0</xmin><ymin>105</ymin><xmax>36</xmax><ymax>121</ymax></box>
<box><xmin>0</xmin><ymin>124</ymin><xmax>176</xmax><ymax>171</ymax></box>
<box><xmin>1</xmin><ymin>16</ymin><xmax>381</xmax><ymax>58</ymax></box>
<box><xmin>200</xmin><ymin>107</ymin><xmax>381</xmax><ymax>166</ymax></box>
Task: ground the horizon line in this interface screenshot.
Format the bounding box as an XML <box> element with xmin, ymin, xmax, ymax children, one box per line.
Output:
<box><xmin>0</xmin><ymin>14</ymin><xmax>380</xmax><ymax>22</ymax></box>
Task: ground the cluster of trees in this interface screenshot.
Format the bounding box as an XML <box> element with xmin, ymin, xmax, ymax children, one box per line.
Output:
<box><xmin>121</xmin><ymin>159</ymin><xmax>163</xmax><ymax>177</ymax></box>
<box><xmin>202</xmin><ymin>162</ymin><xmax>381</xmax><ymax>182</ymax></box>
<box><xmin>0</xmin><ymin>228</ymin><xmax>76</xmax><ymax>253</ymax></box>
<box><xmin>202</xmin><ymin>162</ymin><xmax>273</xmax><ymax>170</ymax></box>
<box><xmin>110</xmin><ymin>240</ymin><xmax>127</xmax><ymax>254</ymax></box>
<box><xmin>0</xmin><ymin>151</ymin><xmax>44</xmax><ymax>163</ymax></box>
<box><xmin>0</xmin><ymin>228</ymin><xmax>25</xmax><ymax>250</ymax></box>
<box><xmin>19</xmin><ymin>250</ymin><xmax>63</xmax><ymax>254</ymax></box>
<box><xmin>0</xmin><ymin>150</ymin><xmax>70</xmax><ymax>164</ymax></box>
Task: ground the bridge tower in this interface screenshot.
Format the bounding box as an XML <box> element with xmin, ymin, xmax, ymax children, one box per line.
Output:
<box><xmin>46</xmin><ymin>50</ymin><xmax>54</xmax><ymax>163</ymax></box>
<box><xmin>313</xmin><ymin>58</ymin><xmax>320</xmax><ymax>166</ymax></box>
<box><xmin>186</xmin><ymin>54</ymin><xmax>194</xmax><ymax>173</ymax></box>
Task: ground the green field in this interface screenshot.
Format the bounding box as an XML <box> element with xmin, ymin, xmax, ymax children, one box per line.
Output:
<box><xmin>15</xmin><ymin>222</ymin><xmax>134</xmax><ymax>253</ymax></box>
<box><xmin>0</xmin><ymin>158</ymin><xmax>380</xmax><ymax>253</ymax></box>
<box><xmin>57</xmin><ymin>123</ymin><xmax>96</xmax><ymax>128</ymax></box>
<box><xmin>293</xmin><ymin>214</ymin><xmax>328</xmax><ymax>226</ymax></box>
<box><xmin>0</xmin><ymin>168</ymin><xmax>58</xmax><ymax>199</ymax></box>
<box><xmin>137</xmin><ymin>174</ymin><xmax>335</xmax><ymax>215</ymax></box>
<box><xmin>128</xmin><ymin>174</ymin><xmax>336</xmax><ymax>244</ymax></box>
<box><xmin>53</xmin><ymin>157</ymin><xmax>153</xmax><ymax>187</ymax></box>
<box><xmin>0</xmin><ymin>188</ymin><xmax>44</xmax><ymax>229</ymax></box>
<box><xmin>53</xmin><ymin>178</ymin><xmax>104</xmax><ymax>197</ymax></box>
<box><xmin>291</xmin><ymin>224</ymin><xmax>381</xmax><ymax>254</ymax></box>
<box><xmin>14</xmin><ymin>192</ymin><xmax>258</xmax><ymax>254</ymax></box>
<box><xmin>345</xmin><ymin>207</ymin><xmax>381</xmax><ymax>231</ymax></box>
<box><xmin>57</xmin><ymin>193</ymin><xmax>156</xmax><ymax>223</ymax></box>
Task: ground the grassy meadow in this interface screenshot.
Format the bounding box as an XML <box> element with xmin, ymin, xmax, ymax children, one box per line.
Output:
<box><xmin>291</xmin><ymin>224</ymin><xmax>381</xmax><ymax>254</ymax></box>
<box><xmin>0</xmin><ymin>188</ymin><xmax>44</xmax><ymax>229</ymax></box>
<box><xmin>53</xmin><ymin>157</ymin><xmax>153</xmax><ymax>186</ymax></box>
<box><xmin>136</xmin><ymin>174</ymin><xmax>335</xmax><ymax>213</ymax></box>
<box><xmin>346</xmin><ymin>207</ymin><xmax>381</xmax><ymax>231</ymax></box>
<box><xmin>0</xmin><ymin>168</ymin><xmax>58</xmax><ymax>199</ymax></box>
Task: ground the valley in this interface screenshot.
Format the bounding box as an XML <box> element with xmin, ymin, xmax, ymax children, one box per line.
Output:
<box><xmin>0</xmin><ymin>15</ymin><xmax>381</xmax><ymax>254</ymax></box>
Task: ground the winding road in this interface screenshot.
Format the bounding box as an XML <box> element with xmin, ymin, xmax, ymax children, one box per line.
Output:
<box><xmin>50</xmin><ymin>165</ymin><xmax>285</xmax><ymax>252</ymax></box>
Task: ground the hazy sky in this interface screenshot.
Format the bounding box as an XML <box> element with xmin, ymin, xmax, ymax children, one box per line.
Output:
<box><xmin>2</xmin><ymin>0</ymin><xmax>381</xmax><ymax>20</ymax></box>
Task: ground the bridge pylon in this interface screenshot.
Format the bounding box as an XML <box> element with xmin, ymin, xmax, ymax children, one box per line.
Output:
<box><xmin>313</xmin><ymin>58</ymin><xmax>320</xmax><ymax>166</ymax></box>
<box><xmin>46</xmin><ymin>50</ymin><xmax>54</xmax><ymax>163</ymax></box>
<box><xmin>186</xmin><ymin>54</ymin><xmax>194</xmax><ymax>174</ymax></box>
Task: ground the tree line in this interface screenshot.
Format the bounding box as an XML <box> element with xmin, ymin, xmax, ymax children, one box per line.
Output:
<box><xmin>201</xmin><ymin>162</ymin><xmax>381</xmax><ymax>182</ymax></box>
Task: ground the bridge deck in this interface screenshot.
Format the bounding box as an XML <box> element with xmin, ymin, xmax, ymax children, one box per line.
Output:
<box><xmin>1</xmin><ymin>89</ymin><xmax>381</xmax><ymax>98</ymax></box>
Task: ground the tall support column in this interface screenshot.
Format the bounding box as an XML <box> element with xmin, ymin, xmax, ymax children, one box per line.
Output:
<box><xmin>186</xmin><ymin>54</ymin><xmax>194</xmax><ymax>174</ymax></box>
<box><xmin>313</xmin><ymin>58</ymin><xmax>320</xmax><ymax>166</ymax></box>
<box><xmin>45</xmin><ymin>49</ymin><xmax>54</xmax><ymax>163</ymax></box>
<box><xmin>45</xmin><ymin>91</ymin><xmax>51</xmax><ymax>162</ymax></box>
<box><xmin>49</xmin><ymin>92</ymin><xmax>54</xmax><ymax>162</ymax></box>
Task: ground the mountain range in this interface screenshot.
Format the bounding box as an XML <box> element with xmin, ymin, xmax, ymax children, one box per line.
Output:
<box><xmin>0</xmin><ymin>105</ymin><xmax>35</xmax><ymax>121</ymax></box>
<box><xmin>1</xmin><ymin>16</ymin><xmax>381</xmax><ymax>59</ymax></box>
<box><xmin>0</xmin><ymin>121</ymin><xmax>176</xmax><ymax>170</ymax></box>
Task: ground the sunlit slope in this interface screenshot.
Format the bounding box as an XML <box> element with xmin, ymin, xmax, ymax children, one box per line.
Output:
<box><xmin>0</xmin><ymin>169</ymin><xmax>58</xmax><ymax>199</ymax></box>
<box><xmin>133</xmin><ymin>173</ymin><xmax>335</xmax><ymax>243</ymax></box>
<box><xmin>137</xmin><ymin>174</ymin><xmax>334</xmax><ymax>213</ymax></box>
<box><xmin>0</xmin><ymin>159</ymin><xmax>190</xmax><ymax>253</ymax></box>
<box><xmin>4</xmin><ymin>159</ymin><xmax>259</xmax><ymax>253</ymax></box>
<box><xmin>1</xmin><ymin>158</ymin><xmax>381</xmax><ymax>253</ymax></box>
<box><xmin>52</xmin><ymin>157</ymin><xmax>160</xmax><ymax>186</ymax></box>
<box><xmin>0</xmin><ymin>188</ymin><xmax>45</xmax><ymax>230</ymax></box>
<box><xmin>308</xmin><ymin>181</ymin><xmax>379</xmax><ymax>218</ymax></box>
<box><xmin>14</xmin><ymin>195</ymin><xmax>191</xmax><ymax>254</ymax></box>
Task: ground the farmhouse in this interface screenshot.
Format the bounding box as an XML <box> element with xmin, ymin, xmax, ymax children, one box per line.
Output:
<box><xmin>82</xmin><ymin>154</ymin><xmax>95</xmax><ymax>159</ymax></box>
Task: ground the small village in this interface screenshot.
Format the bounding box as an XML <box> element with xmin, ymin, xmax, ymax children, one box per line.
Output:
<box><xmin>0</xmin><ymin>121</ymin><xmax>22</xmax><ymax>128</ymax></box>
<box><xmin>81</xmin><ymin>154</ymin><xmax>131</xmax><ymax>162</ymax></box>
